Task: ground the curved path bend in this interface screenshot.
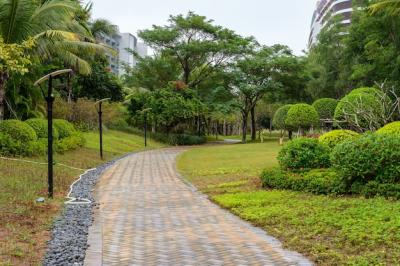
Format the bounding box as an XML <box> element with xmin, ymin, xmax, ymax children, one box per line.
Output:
<box><xmin>85</xmin><ymin>147</ymin><xmax>312</xmax><ymax>266</ymax></box>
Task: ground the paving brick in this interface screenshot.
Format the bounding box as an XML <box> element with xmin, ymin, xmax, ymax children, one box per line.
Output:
<box><xmin>84</xmin><ymin>148</ymin><xmax>312</xmax><ymax>266</ymax></box>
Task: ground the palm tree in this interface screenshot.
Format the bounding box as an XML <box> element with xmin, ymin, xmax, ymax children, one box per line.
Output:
<box><xmin>0</xmin><ymin>0</ymin><xmax>106</xmax><ymax>119</ymax></box>
<box><xmin>370</xmin><ymin>0</ymin><xmax>400</xmax><ymax>15</ymax></box>
<box><xmin>90</xmin><ymin>18</ymin><xmax>119</xmax><ymax>39</ymax></box>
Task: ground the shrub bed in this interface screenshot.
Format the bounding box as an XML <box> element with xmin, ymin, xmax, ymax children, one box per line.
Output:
<box><xmin>53</xmin><ymin>119</ymin><xmax>76</xmax><ymax>139</ymax></box>
<box><xmin>150</xmin><ymin>132</ymin><xmax>206</xmax><ymax>146</ymax></box>
<box><xmin>25</xmin><ymin>118</ymin><xmax>60</xmax><ymax>140</ymax></box>
<box><xmin>261</xmin><ymin>168</ymin><xmax>346</xmax><ymax>195</ymax></box>
<box><xmin>278</xmin><ymin>138</ymin><xmax>330</xmax><ymax>171</ymax></box>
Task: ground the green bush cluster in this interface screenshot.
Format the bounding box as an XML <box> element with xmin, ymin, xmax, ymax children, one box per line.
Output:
<box><xmin>319</xmin><ymin>129</ymin><xmax>359</xmax><ymax>148</ymax></box>
<box><xmin>376</xmin><ymin>121</ymin><xmax>400</xmax><ymax>135</ymax></box>
<box><xmin>272</xmin><ymin>104</ymin><xmax>293</xmax><ymax>131</ymax></box>
<box><xmin>261</xmin><ymin>168</ymin><xmax>346</xmax><ymax>195</ymax></box>
<box><xmin>150</xmin><ymin>132</ymin><xmax>206</xmax><ymax>146</ymax></box>
<box><xmin>278</xmin><ymin>138</ymin><xmax>330</xmax><ymax>171</ymax></box>
<box><xmin>0</xmin><ymin>119</ymin><xmax>84</xmax><ymax>156</ymax></box>
<box><xmin>53</xmin><ymin>119</ymin><xmax>76</xmax><ymax>139</ymax></box>
<box><xmin>25</xmin><ymin>118</ymin><xmax>60</xmax><ymax>139</ymax></box>
<box><xmin>312</xmin><ymin>98</ymin><xmax>338</xmax><ymax>120</ymax></box>
<box><xmin>331</xmin><ymin>133</ymin><xmax>400</xmax><ymax>184</ymax></box>
<box><xmin>285</xmin><ymin>104</ymin><xmax>319</xmax><ymax>131</ymax></box>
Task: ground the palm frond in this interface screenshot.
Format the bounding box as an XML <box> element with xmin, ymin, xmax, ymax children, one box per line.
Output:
<box><xmin>370</xmin><ymin>0</ymin><xmax>400</xmax><ymax>15</ymax></box>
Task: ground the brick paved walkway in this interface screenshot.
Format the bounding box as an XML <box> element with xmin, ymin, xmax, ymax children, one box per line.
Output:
<box><xmin>85</xmin><ymin>148</ymin><xmax>312</xmax><ymax>266</ymax></box>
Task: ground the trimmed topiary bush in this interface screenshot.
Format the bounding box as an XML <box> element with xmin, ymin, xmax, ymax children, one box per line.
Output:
<box><xmin>278</xmin><ymin>138</ymin><xmax>331</xmax><ymax>171</ymax></box>
<box><xmin>53</xmin><ymin>119</ymin><xmax>76</xmax><ymax>139</ymax></box>
<box><xmin>376</xmin><ymin>121</ymin><xmax>400</xmax><ymax>135</ymax></box>
<box><xmin>334</xmin><ymin>87</ymin><xmax>391</xmax><ymax>132</ymax></box>
<box><xmin>55</xmin><ymin>132</ymin><xmax>86</xmax><ymax>153</ymax></box>
<box><xmin>331</xmin><ymin>133</ymin><xmax>400</xmax><ymax>184</ymax></box>
<box><xmin>272</xmin><ymin>104</ymin><xmax>293</xmax><ymax>131</ymax></box>
<box><xmin>0</xmin><ymin>119</ymin><xmax>37</xmax><ymax>142</ymax></box>
<box><xmin>319</xmin><ymin>129</ymin><xmax>359</xmax><ymax>148</ymax></box>
<box><xmin>312</xmin><ymin>98</ymin><xmax>338</xmax><ymax>120</ymax></box>
<box><xmin>285</xmin><ymin>104</ymin><xmax>319</xmax><ymax>132</ymax></box>
<box><xmin>25</xmin><ymin>118</ymin><xmax>59</xmax><ymax>140</ymax></box>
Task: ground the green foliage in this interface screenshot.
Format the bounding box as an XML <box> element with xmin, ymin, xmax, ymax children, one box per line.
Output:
<box><xmin>272</xmin><ymin>104</ymin><xmax>292</xmax><ymax>130</ymax></box>
<box><xmin>334</xmin><ymin>87</ymin><xmax>388</xmax><ymax>132</ymax></box>
<box><xmin>0</xmin><ymin>119</ymin><xmax>37</xmax><ymax>142</ymax></box>
<box><xmin>312</xmin><ymin>98</ymin><xmax>338</xmax><ymax>120</ymax></box>
<box><xmin>74</xmin><ymin>55</ymin><xmax>124</xmax><ymax>101</ymax></box>
<box><xmin>331</xmin><ymin>133</ymin><xmax>400</xmax><ymax>184</ymax></box>
<box><xmin>376</xmin><ymin>121</ymin><xmax>400</xmax><ymax>135</ymax></box>
<box><xmin>55</xmin><ymin>132</ymin><xmax>85</xmax><ymax>153</ymax></box>
<box><xmin>278</xmin><ymin>138</ymin><xmax>330</xmax><ymax>170</ymax></box>
<box><xmin>351</xmin><ymin>181</ymin><xmax>400</xmax><ymax>200</ymax></box>
<box><xmin>285</xmin><ymin>104</ymin><xmax>319</xmax><ymax>131</ymax></box>
<box><xmin>319</xmin><ymin>129</ymin><xmax>359</xmax><ymax>148</ymax></box>
<box><xmin>25</xmin><ymin>118</ymin><xmax>59</xmax><ymax>140</ymax></box>
<box><xmin>53</xmin><ymin>119</ymin><xmax>76</xmax><ymax>139</ymax></box>
<box><xmin>261</xmin><ymin>168</ymin><xmax>346</xmax><ymax>195</ymax></box>
<box><xmin>150</xmin><ymin>132</ymin><xmax>206</xmax><ymax>146</ymax></box>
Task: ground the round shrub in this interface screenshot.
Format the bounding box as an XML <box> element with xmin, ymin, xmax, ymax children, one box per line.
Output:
<box><xmin>278</xmin><ymin>138</ymin><xmax>331</xmax><ymax>170</ymax></box>
<box><xmin>334</xmin><ymin>87</ymin><xmax>390</xmax><ymax>131</ymax></box>
<box><xmin>285</xmin><ymin>104</ymin><xmax>319</xmax><ymax>131</ymax></box>
<box><xmin>53</xmin><ymin>119</ymin><xmax>76</xmax><ymax>139</ymax></box>
<box><xmin>319</xmin><ymin>130</ymin><xmax>359</xmax><ymax>148</ymax></box>
<box><xmin>376</xmin><ymin>121</ymin><xmax>400</xmax><ymax>135</ymax></box>
<box><xmin>331</xmin><ymin>133</ymin><xmax>400</xmax><ymax>184</ymax></box>
<box><xmin>25</xmin><ymin>118</ymin><xmax>59</xmax><ymax>140</ymax></box>
<box><xmin>0</xmin><ymin>119</ymin><xmax>37</xmax><ymax>142</ymax></box>
<box><xmin>312</xmin><ymin>98</ymin><xmax>338</xmax><ymax>120</ymax></box>
<box><xmin>272</xmin><ymin>104</ymin><xmax>292</xmax><ymax>130</ymax></box>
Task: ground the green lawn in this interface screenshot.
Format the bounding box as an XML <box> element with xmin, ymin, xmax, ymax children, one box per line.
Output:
<box><xmin>0</xmin><ymin>130</ymin><xmax>163</xmax><ymax>266</ymax></box>
<box><xmin>177</xmin><ymin>140</ymin><xmax>400</xmax><ymax>265</ymax></box>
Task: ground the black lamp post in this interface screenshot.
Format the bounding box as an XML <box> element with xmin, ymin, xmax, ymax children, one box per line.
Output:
<box><xmin>141</xmin><ymin>108</ymin><xmax>152</xmax><ymax>147</ymax></box>
<box><xmin>95</xmin><ymin>98</ymin><xmax>111</xmax><ymax>160</ymax></box>
<box><xmin>35</xmin><ymin>69</ymin><xmax>73</xmax><ymax>198</ymax></box>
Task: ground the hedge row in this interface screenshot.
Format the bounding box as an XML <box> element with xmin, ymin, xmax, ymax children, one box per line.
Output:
<box><xmin>268</xmin><ymin>123</ymin><xmax>400</xmax><ymax>199</ymax></box>
<box><xmin>0</xmin><ymin>119</ymin><xmax>85</xmax><ymax>156</ymax></box>
<box><xmin>150</xmin><ymin>132</ymin><xmax>206</xmax><ymax>146</ymax></box>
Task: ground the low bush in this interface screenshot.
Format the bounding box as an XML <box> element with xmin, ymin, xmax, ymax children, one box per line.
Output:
<box><xmin>319</xmin><ymin>130</ymin><xmax>359</xmax><ymax>148</ymax></box>
<box><xmin>261</xmin><ymin>168</ymin><xmax>346</xmax><ymax>195</ymax></box>
<box><xmin>312</xmin><ymin>98</ymin><xmax>338</xmax><ymax>120</ymax></box>
<box><xmin>331</xmin><ymin>133</ymin><xmax>400</xmax><ymax>184</ymax></box>
<box><xmin>25</xmin><ymin>118</ymin><xmax>59</xmax><ymax>140</ymax></box>
<box><xmin>278</xmin><ymin>138</ymin><xmax>330</xmax><ymax>171</ymax></box>
<box><xmin>376</xmin><ymin>121</ymin><xmax>400</xmax><ymax>135</ymax></box>
<box><xmin>0</xmin><ymin>119</ymin><xmax>37</xmax><ymax>142</ymax></box>
<box><xmin>150</xmin><ymin>132</ymin><xmax>206</xmax><ymax>146</ymax></box>
<box><xmin>55</xmin><ymin>132</ymin><xmax>86</xmax><ymax>153</ymax></box>
<box><xmin>351</xmin><ymin>181</ymin><xmax>400</xmax><ymax>200</ymax></box>
<box><xmin>53</xmin><ymin>119</ymin><xmax>76</xmax><ymax>139</ymax></box>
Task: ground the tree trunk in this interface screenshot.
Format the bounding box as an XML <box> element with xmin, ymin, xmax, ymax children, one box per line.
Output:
<box><xmin>241</xmin><ymin>111</ymin><xmax>249</xmax><ymax>144</ymax></box>
<box><xmin>289</xmin><ymin>130</ymin><xmax>293</xmax><ymax>140</ymax></box>
<box><xmin>250</xmin><ymin>106</ymin><xmax>256</xmax><ymax>141</ymax></box>
<box><xmin>0</xmin><ymin>72</ymin><xmax>9</xmax><ymax>121</ymax></box>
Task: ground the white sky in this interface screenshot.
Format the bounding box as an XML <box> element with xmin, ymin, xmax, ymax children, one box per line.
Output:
<box><xmin>87</xmin><ymin>0</ymin><xmax>317</xmax><ymax>55</ymax></box>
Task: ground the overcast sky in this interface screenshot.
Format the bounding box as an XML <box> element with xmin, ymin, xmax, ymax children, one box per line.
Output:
<box><xmin>87</xmin><ymin>0</ymin><xmax>317</xmax><ymax>55</ymax></box>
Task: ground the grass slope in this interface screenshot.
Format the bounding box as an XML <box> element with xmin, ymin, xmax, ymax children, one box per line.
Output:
<box><xmin>177</xmin><ymin>140</ymin><xmax>400</xmax><ymax>265</ymax></box>
<box><xmin>0</xmin><ymin>130</ymin><xmax>163</xmax><ymax>266</ymax></box>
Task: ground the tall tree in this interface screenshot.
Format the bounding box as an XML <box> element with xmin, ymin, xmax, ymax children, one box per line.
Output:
<box><xmin>138</xmin><ymin>12</ymin><xmax>253</xmax><ymax>88</ymax></box>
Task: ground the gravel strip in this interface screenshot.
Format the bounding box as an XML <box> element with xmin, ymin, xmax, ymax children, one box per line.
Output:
<box><xmin>43</xmin><ymin>155</ymin><xmax>128</xmax><ymax>266</ymax></box>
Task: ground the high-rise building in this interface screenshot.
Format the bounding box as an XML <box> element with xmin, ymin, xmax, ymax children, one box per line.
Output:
<box><xmin>308</xmin><ymin>0</ymin><xmax>353</xmax><ymax>48</ymax></box>
<box><xmin>97</xmin><ymin>30</ymin><xmax>148</xmax><ymax>76</ymax></box>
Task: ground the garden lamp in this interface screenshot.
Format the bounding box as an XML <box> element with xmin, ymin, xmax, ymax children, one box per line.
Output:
<box><xmin>95</xmin><ymin>98</ymin><xmax>111</xmax><ymax>160</ymax></box>
<box><xmin>140</xmin><ymin>108</ymin><xmax>152</xmax><ymax>147</ymax></box>
<box><xmin>34</xmin><ymin>69</ymin><xmax>73</xmax><ymax>198</ymax></box>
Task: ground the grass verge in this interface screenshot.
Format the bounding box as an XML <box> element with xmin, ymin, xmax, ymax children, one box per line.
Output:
<box><xmin>177</xmin><ymin>140</ymin><xmax>400</xmax><ymax>265</ymax></box>
<box><xmin>0</xmin><ymin>130</ymin><xmax>163</xmax><ymax>266</ymax></box>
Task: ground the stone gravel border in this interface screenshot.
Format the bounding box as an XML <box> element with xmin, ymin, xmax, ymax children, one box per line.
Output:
<box><xmin>43</xmin><ymin>154</ymin><xmax>130</xmax><ymax>266</ymax></box>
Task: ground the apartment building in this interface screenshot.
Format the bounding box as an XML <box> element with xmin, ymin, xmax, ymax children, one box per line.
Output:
<box><xmin>308</xmin><ymin>0</ymin><xmax>353</xmax><ymax>47</ymax></box>
<box><xmin>97</xmin><ymin>30</ymin><xmax>148</xmax><ymax>75</ymax></box>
